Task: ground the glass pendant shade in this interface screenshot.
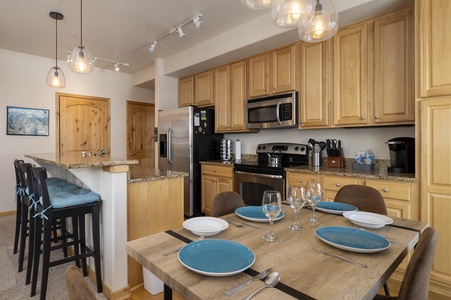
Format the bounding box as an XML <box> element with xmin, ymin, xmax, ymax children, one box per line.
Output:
<box><xmin>298</xmin><ymin>0</ymin><xmax>338</xmax><ymax>42</ymax></box>
<box><xmin>69</xmin><ymin>45</ymin><xmax>94</xmax><ymax>73</ymax></box>
<box><xmin>241</xmin><ymin>0</ymin><xmax>283</xmax><ymax>9</ymax></box>
<box><xmin>272</xmin><ymin>0</ymin><xmax>314</xmax><ymax>28</ymax></box>
<box><xmin>46</xmin><ymin>67</ymin><xmax>66</xmax><ymax>88</ymax></box>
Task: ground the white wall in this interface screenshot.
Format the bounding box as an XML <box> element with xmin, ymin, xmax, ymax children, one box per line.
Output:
<box><xmin>0</xmin><ymin>49</ymin><xmax>152</xmax><ymax>213</ymax></box>
<box><xmin>226</xmin><ymin>126</ymin><xmax>415</xmax><ymax>160</ymax></box>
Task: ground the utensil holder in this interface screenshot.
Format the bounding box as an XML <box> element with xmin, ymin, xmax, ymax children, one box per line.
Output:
<box><xmin>313</xmin><ymin>152</ymin><xmax>321</xmax><ymax>167</ymax></box>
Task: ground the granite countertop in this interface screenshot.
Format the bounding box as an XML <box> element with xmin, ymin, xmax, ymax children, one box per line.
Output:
<box><xmin>200</xmin><ymin>159</ymin><xmax>416</xmax><ymax>182</ymax></box>
<box><xmin>25</xmin><ymin>153</ymin><xmax>138</xmax><ymax>169</ymax></box>
<box><xmin>128</xmin><ymin>165</ymin><xmax>188</xmax><ymax>183</ymax></box>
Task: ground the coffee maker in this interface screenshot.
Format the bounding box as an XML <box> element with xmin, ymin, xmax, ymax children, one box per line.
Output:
<box><xmin>386</xmin><ymin>137</ymin><xmax>415</xmax><ymax>173</ymax></box>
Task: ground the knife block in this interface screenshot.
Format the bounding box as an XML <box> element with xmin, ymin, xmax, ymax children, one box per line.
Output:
<box><xmin>327</xmin><ymin>149</ymin><xmax>345</xmax><ymax>168</ymax></box>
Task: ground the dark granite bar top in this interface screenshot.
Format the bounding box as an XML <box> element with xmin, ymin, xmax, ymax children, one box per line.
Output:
<box><xmin>25</xmin><ymin>153</ymin><xmax>138</xmax><ymax>169</ymax></box>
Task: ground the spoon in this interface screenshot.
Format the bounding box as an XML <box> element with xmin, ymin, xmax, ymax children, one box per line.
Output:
<box><xmin>241</xmin><ymin>272</ymin><xmax>280</xmax><ymax>300</ymax></box>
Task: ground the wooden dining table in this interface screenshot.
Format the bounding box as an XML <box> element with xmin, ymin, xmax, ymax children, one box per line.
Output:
<box><xmin>125</xmin><ymin>204</ymin><xmax>427</xmax><ymax>300</ymax></box>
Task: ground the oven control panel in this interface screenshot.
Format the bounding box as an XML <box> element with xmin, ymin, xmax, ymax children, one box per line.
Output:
<box><xmin>256</xmin><ymin>143</ymin><xmax>307</xmax><ymax>156</ymax></box>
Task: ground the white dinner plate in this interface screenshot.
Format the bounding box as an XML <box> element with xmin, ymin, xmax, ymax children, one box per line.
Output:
<box><xmin>178</xmin><ymin>239</ymin><xmax>255</xmax><ymax>276</ymax></box>
<box><xmin>183</xmin><ymin>217</ymin><xmax>229</xmax><ymax>236</ymax></box>
<box><xmin>235</xmin><ymin>206</ymin><xmax>284</xmax><ymax>223</ymax></box>
<box><xmin>343</xmin><ymin>211</ymin><xmax>393</xmax><ymax>229</ymax></box>
<box><xmin>315</xmin><ymin>202</ymin><xmax>358</xmax><ymax>215</ymax></box>
<box><xmin>315</xmin><ymin>226</ymin><xmax>390</xmax><ymax>253</ymax></box>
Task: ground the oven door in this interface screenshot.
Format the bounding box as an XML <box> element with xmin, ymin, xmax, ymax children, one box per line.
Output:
<box><xmin>234</xmin><ymin>170</ymin><xmax>285</xmax><ymax>206</ymax></box>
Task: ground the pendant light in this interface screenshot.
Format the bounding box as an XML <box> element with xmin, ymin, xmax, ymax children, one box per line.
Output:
<box><xmin>241</xmin><ymin>0</ymin><xmax>283</xmax><ymax>10</ymax></box>
<box><xmin>298</xmin><ymin>0</ymin><xmax>338</xmax><ymax>42</ymax></box>
<box><xmin>46</xmin><ymin>12</ymin><xmax>66</xmax><ymax>88</ymax></box>
<box><xmin>272</xmin><ymin>0</ymin><xmax>314</xmax><ymax>28</ymax></box>
<box><xmin>69</xmin><ymin>0</ymin><xmax>93</xmax><ymax>73</ymax></box>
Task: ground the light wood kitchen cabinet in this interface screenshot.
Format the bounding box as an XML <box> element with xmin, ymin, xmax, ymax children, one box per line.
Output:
<box><xmin>419</xmin><ymin>97</ymin><xmax>451</xmax><ymax>298</ymax></box>
<box><xmin>178</xmin><ymin>76</ymin><xmax>194</xmax><ymax>107</ymax></box>
<box><xmin>195</xmin><ymin>70</ymin><xmax>214</xmax><ymax>107</ymax></box>
<box><xmin>286</xmin><ymin>172</ymin><xmax>319</xmax><ymax>189</ymax></box>
<box><xmin>248</xmin><ymin>44</ymin><xmax>297</xmax><ymax>98</ymax></box>
<box><xmin>418</xmin><ymin>0</ymin><xmax>451</xmax><ymax>97</ymax></box>
<box><xmin>373</xmin><ymin>8</ymin><xmax>414</xmax><ymax>124</ymax></box>
<box><xmin>299</xmin><ymin>40</ymin><xmax>332</xmax><ymax>128</ymax></box>
<box><xmin>215</xmin><ymin>61</ymin><xmax>255</xmax><ymax>133</ymax></box>
<box><xmin>201</xmin><ymin>164</ymin><xmax>234</xmax><ymax>215</ymax></box>
<box><xmin>321</xmin><ymin>175</ymin><xmax>362</xmax><ymax>201</ymax></box>
<box><xmin>333</xmin><ymin>22</ymin><xmax>369</xmax><ymax>126</ymax></box>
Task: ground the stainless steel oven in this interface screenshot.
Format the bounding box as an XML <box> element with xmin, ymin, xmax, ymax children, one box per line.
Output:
<box><xmin>234</xmin><ymin>143</ymin><xmax>308</xmax><ymax>206</ymax></box>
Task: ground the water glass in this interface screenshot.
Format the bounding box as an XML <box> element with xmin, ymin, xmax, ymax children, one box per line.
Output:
<box><xmin>262</xmin><ymin>190</ymin><xmax>282</xmax><ymax>242</ymax></box>
<box><xmin>306</xmin><ymin>180</ymin><xmax>322</xmax><ymax>222</ymax></box>
<box><xmin>287</xmin><ymin>185</ymin><xmax>306</xmax><ymax>231</ymax></box>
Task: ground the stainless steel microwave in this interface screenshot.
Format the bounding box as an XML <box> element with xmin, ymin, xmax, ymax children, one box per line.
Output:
<box><xmin>246</xmin><ymin>91</ymin><xmax>298</xmax><ymax>129</ymax></box>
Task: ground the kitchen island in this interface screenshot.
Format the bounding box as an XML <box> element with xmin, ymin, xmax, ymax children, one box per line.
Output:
<box><xmin>25</xmin><ymin>153</ymin><xmax>188</xmax><ymax>300</ymax></box>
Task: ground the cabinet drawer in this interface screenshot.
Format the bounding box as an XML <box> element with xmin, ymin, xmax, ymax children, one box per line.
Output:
<box><xmin>365</xmin><ymin>180</ymin><xmax>411</xmax><ymax>201</ymax></box>
<box><xmin>322</xmin><ymin>175</ymin><xmax>360</xmax><ymax>192</ymax></box>
<box><xmin>286</xmin><ymin>172</ymin><xmax>318</xmax><ymax>186</ymax></box>
<box><xmin>202</xmin><ymin>165</ymin><xmax>233</xmax><ymax>178</ymax></box>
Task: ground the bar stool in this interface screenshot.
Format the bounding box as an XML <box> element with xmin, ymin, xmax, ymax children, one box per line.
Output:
<box><xmin>13</xmin><ymin>159</ymin><xmax>25</xmax><ymax>255</ymax></box>
<box><xmin>30</xmin><ymin>166</ymin><xmax>102</xmax><ymax>300</ymax></box>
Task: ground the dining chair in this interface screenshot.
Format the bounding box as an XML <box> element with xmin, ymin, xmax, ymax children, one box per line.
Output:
<box><xmin>65</xmin><ymin>265</ymin><xmax>96</xmax><ymax>300</ymax></box>
<box><xmin>210</xmin><ymin>191</ymin><xmax>245</xmax><ymax>217</ymax></box>
<box><xmin>334</xmin><ymin>184</ymin><xmax>388</xmax><ymax>215</ymax></box>
<box><xmin>30</xmin><ymin>166</ymin><xmax>102</xmax><ymax>300</ymax></box>
<box><xmin>13</xmin><ymin>159</ymin><xmax>25</xmax><ymax>255</ymax></box>
<box><xmin>334</xmin><ymin>184</ymin><xmax>390</xmax><ymax>295</ymax></box>
<box><xmin>373</xmin><ymin>227</ymin><xmax>438</xmax><ymax>300</ymax></box>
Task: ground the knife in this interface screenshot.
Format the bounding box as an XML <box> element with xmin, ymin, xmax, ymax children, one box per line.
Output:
<box><xmin>223</xmin><ymin>267</ymin><xmax>273</xmax><ymax>296</ymax></box>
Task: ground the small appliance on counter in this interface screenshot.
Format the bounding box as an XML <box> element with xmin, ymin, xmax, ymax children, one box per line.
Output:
<box><xmin>220</xmin><ymin>139</ymin><xmax>233</xmax><ymax>161</ymax></box>
<box><xmin>386</xmin><ymin>137</ymin><xmax>415</xmax><ymax>173</ymax></box>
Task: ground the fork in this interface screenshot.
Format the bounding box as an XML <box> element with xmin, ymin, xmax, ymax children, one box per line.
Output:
<box><xmin>163</xmin><ymin>236</ymin><xmax>204</xmax><ymax>256</ymax></box>
<box><xmin>226</xmin><ymin>218</ymin><xmax>259</xmax><ymax>229</ymax></box>
<box><xmin>312</xmin><ymin>244</ymin><xmax>367</xmax><ymax>268</ymax></box>
<box><xmin>353</xmin><ymin>225</ymin><xmax>398</xmax><ymax>245</ymax></box>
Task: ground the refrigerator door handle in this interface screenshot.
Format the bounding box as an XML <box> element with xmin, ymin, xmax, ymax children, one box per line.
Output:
<box><xmin>167</xmin><ymin>127</ymin><xmax>174</xmax><ymax>164</ymax></box>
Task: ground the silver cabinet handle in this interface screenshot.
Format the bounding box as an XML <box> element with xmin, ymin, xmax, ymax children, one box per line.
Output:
<box><xmin>298</xmin><ymin>179</ymin><xmax>303</xmax><ymax>183</ymax></box>
<box><xmin>383</xmin><ymin>188</ymin><xmax>389</xmax><ymax>192</ymax></box>
<box><xmin>336</xmin><ymin>183</ymin><xmax>341</xmax><ymax>187</ymax></box>
<box><xmin>375</xmin><ymin>115</ymin><xmax>380</xmax><ymax>119</ymax></box>
<box><xmin>361</xmin><ymin>116</ymin><xmax>366</xmax><ymax>120</ymax></box>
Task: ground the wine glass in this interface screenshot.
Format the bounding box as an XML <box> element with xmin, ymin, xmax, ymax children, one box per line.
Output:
<box><xmin>262</xmin><ymin>190</ymin><xmax>282</xmax><ymax>242</ymax></box>
<box><xmin>306</xmin><ymin>180</ymin><xmax>322</xmax><ymax>222</ymax></box>
<box><xmin>287</xmin><ymin>185</ymin><xmax>306</xmax><ymax>231</ymax></box>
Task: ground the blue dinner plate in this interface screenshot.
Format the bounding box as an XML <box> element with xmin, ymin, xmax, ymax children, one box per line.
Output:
<box><xmin>178</xmin><ymin>239</ymin><xmax>255</xmax><ymax>276</ymax></box>
<box><xmin>235</xmin><ymin>206</ymin><xmax>284</xmax><ymax>222</ymax></box>
<box><xmin>315</xmin><ymin>226</ymin><xmax>390</xmax><ymax>253</ymax></box>
<box><xmin>315</xmin><ymin>202</ymin><xmax>358</xmax><ymax>215</ymax></box>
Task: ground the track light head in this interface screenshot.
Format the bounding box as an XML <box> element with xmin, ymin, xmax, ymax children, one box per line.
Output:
<box><xmin>193</xmin><ymin>14</ymin><xmax>203</xmax><ymax>28</ymax></box>
<box><xmin>149</xmin><ymin>41</ymin><xmax>157</xmax><ymax>53</ymax></box>
<box><xmin>177</xmin><ymin>27</ymin><xmax>185</xmax><ymax>38</ymax></box>
<box><xmin>114</xmin><ymin>63</ymin><xmax>120</xmax><ymax>71</ymax></box>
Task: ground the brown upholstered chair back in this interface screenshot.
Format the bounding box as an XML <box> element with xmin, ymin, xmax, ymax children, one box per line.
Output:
<box><xmin>65</xmin><ymin>265</ymin><xmax>97</xmax><ymax>300</ymax></box>
<box><xmin>334</xmin><ymin>184</ymin><xmax>388</xmax><ymax>215</ymax></box>
<box><xmin>210</xmin><ymin>191</ymin><xmax>245</xmax><ymax>217</ymax></box>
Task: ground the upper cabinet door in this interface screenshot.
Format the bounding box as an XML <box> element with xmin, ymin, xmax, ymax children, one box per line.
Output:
<box><xmin>214</xmin><ymin>65</ymin><xmax>230</xmax><ymax>132</ymax></box>
<box><xmin>333</xmin><ymin>23</ymin><xmax>369</xmax><ymax>126</ymax></box>
<box><xmin>272</xmin><ymin>45</ymin><xmax>296</xmax><ymax>94</ymax></box>
<box><xmin>195</xmin><ymin>70</ymin><xmax>214</xmax><ymax>107</ymax></box>
<box><xmin>178</xmin><ymin>76</ymin><xmax>194</xmax><ymax>107</ymax></box>
<box><xmin>419</xmin><ymin>0</ymin><xmax>451</xmax><ymax>97</ymax></box>
<box><xmin>229</xmin><ymin>60</ymin><xmax>248</xmax><ymax>131</ymax></box>
<box><xmin>373</xmin><ymin>9</ymin><xmax>414</xmax><ymax>123</ymax></box>
<box><xmin>299</xmin><ymin>41</ymin><xmax>331</xmax><ymax>128</ymax></box>
<box><xmin>248</xmin><ymin>53</ymin><xmax>270</xmax><ymax>98</ymax></box>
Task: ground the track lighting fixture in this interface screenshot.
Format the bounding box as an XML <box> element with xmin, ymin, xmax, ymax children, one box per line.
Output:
<box><xmin>114</xmin><ymin>63</ymin><xmax>120</xmax><ymax>71</ymax></box>
<box><xmin>46</xmin><ymin>12</ymin><xmax>66</xmax><ymax>88</ymax></box>
<box><xmin>148</xmin><ymin>14</ymin><xmax>203</xmax><ymax>54</ymax></box>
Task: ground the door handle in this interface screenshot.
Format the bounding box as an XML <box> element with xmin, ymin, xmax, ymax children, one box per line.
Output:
<box><xmin>167</xmin><ymin>128</ymin><xmax>174</xmax><ymax>164</ymax></box>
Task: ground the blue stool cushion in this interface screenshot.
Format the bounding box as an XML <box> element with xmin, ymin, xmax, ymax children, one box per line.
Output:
<box><xmin>49</xmin><ymin>188</ymin><xmax>100</xmax><ymax>209</ymax></box>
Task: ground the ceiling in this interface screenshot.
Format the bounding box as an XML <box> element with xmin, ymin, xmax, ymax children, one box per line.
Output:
<box><xmin>0</xmin><ymin>0</ymin><xmax>413</xmax><ymax>82</ymax></box>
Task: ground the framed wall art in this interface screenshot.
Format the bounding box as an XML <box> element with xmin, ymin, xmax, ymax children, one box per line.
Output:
<box><xmin>7</xmin><ymin>106</ymin><xmax>49</xmax><ymax>136</ymax></box>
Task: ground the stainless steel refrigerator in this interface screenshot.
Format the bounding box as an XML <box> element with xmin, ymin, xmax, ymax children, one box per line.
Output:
<box><xmin>158</xmin><ymin>106</ymin><xmax>223</xmax><ymax>217</ymax></box>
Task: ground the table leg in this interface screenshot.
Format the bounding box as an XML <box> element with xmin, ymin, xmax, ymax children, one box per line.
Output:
<box><xmin>164</xmin><ymin>284</ymin><xmax>173</xmax><ymax>300</ymax></box>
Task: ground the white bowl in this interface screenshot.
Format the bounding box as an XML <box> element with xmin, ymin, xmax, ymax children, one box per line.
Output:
<box><xmin>183</xmin><ymin>217</ymin><xmax>229</xmax><ymax>236</ymax></box>
<box><xmin>343</xmin><ymin>211</ymin><xmax>392</xmax><ymax>229</ymax></box>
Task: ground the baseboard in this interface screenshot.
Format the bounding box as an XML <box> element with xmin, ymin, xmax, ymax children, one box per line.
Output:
<box><xmin>0</xmin><ymin>210</ymin><xmax>16</xmax><ymax>217</ymax></box>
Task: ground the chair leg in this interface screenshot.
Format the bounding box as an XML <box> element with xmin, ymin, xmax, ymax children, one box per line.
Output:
<box><xmin>25</xmin><ymin>207</ymin><xmax>36</xmax><ymax>285</ymax></box>
<box><xmin>79</xmin><ymin>214</ymin><xmax>88</xmax><ymax>276</ymax></box>
<box><xmin>39</xmin><ymin>218</ymin><xmax>53</xmax><ymax>300</ymax></box>
<box><xmin>18</xmin><ymin>201</ymin><xmax>29</xmax><ymax>272</ymax></box>
<box><xmin>383</xmin><ymin>282</ymin><xmax>390</xmax><ymax>296</ymax></box>
<box><xmin>72</xmin><ymin>216</ymin><xmax>81</xmax><ymax>268</ymax></box>
<box><xmin>13</xmin><ymin>197</ymin><xmax>22</xmax><ymax>254</ymax></box>
<box><xmin>31</xmin><ymin>217</ymin><xmax>43</xmax><ymax>297</ymax></box>
<box><xmin>92</xmin><ymin>205</ymin><xmax>102</xmax><ymax>293</ymax></box>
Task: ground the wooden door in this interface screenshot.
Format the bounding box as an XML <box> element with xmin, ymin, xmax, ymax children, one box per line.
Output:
<box><xmin>300</xmin><ymin>41</ymin><xmax>331</xmax><ymax>128</ymax></box>
<box><xmin>333</xmin><ymin>23</ymin><xmax>368</xmax><ymax>126</ymax></box>
<box><xmin>56</xmin><ymin>93</ymin><xmax>110</xmax><ymax>158</ymax></box>
<box><xmin>194</xmin><ymin>70</ymin><xmax>214</xmax><ymax>107</ymax></box>
<box><xmin>126</xmin><ymin>101</ymin><xmax>155</xmax><ymax>168</ymax></box>
<box><xmin>178</xmin><ymin>76</ymin><xmax>194</xmax><ymax>107</ymax></box>
<box><xmin>214</xmin><ymin>65</ymin><xmax>231</xmax><ymax>132</ymax></box>
<box><xmin>272</xmin><ymin>45</ymin><xmax>296</xmax><ymax>94</ymax></box>
<box><xmin>248</xmin><ymin>53</ymin><xmax>270</xmax><ymax>98</ymax></box>
<box><xmin>229</xmin><ymin>60</ymin><xmax>248</xmax><ymax>131</ymax></box>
